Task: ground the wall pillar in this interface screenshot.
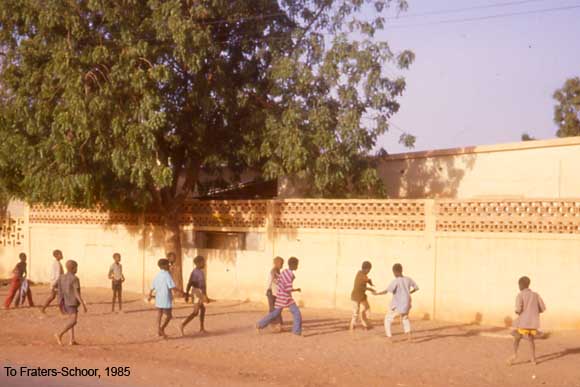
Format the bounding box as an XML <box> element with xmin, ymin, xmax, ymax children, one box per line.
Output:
<box><xmin>265</xmin><ymin>200</ymin><xmax>276</xmax><ymax>259</ymax></box>
<box><xmin>424</xmin><ymin>199</ymin><xmax>437</xmax><ymax>320</ymax></box>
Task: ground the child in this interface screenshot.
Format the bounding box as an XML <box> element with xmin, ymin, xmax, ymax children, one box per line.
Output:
<box><xmin>4</xmin><ymin>253</ymin><xmax>34</xmax><ymax>309</ymax></box>
<box><xmin>374</xmin><ymin>263</ymin><xmax>419</xmax><ymax>341</ymax></box>
<box><xmin>265</xmin><ymin>256</ymin><xmax>284</xmax><ymax>331</ymax></box>
<box><xmin>508</xmin><ymin>276</ymin><xmax>546</xmax><ymax>366</ymax></box>
<box><xmin>41</xmin><ymin>249</ymin><xmax>64</xmax><ymax>313</ymax></box>
<box><xmin>350</xmin><ymin>261</ymin><xmax>374</xmax><ymax>331</ymax></box>
<box><xmin>148</xmin><ymin>258</ymin><xmax>176</xmax><ymax>338</ymax></box>
<box><xmin>54</xmin><ymin>260</ymin><xmax>88</xmax><ymax>345</ymax></box>
<box><xmin>181</xmin><ymin>255</ymin><xmax>210</xmax><ymax>335</ymax></box>
<box><xmin>108</xmin><ymin>253</ymin><xmax>125</xmax><ymax>313</ymax></box>
<box><xmin>256</xmin><ymin>256</ymin><xmax>302</xmax><ymax>336</ymax></box>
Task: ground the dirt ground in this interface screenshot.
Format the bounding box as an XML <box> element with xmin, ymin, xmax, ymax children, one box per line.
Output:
<box><xmin>1</xmin><ymin>286</ymin><xmax>579</xmax><ymax>387</ymax></box>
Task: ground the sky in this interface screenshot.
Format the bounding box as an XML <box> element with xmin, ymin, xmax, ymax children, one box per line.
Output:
<box><xmin>373</xmin><ymin>0</ymin><xmax>580</xmax><ymax>154</ymax></box>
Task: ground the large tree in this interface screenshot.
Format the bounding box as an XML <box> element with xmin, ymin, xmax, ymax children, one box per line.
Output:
<box><xmin>554</xmin><ymin>76</ymin><xmax>580</xmax><ymax>138</ymax></box>
<box><xmin>0</xmin><ymin>0</ymin><xmax>414</xmax><ymax>287</ymax></box>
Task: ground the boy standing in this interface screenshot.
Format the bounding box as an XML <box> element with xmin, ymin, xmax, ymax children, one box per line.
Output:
<box><xmin>181</xmin><ymin>255</ymin><xmax>209</xmax><ymax>335</ymax></box>
<box><xmin>41</xmin><ymin>249</ymin><xmax>64</xmax><ymax>313</ymax></box>
<box><xmin>256</xmin><ymin>256</ymin><xmax>302</xmax><ymax>336</ymax></box>
<box><xmin>350</xmin><ymin>261</ymin><xmax>374</xmax><ymax>331</ymax></box>
<box><xmin>508</xmin><ymin>276</ymin><xmax>546</xmax><ymax>366</ymax></box>
<box><xmin>54</xmin><ymin>260</ymin><xmax>88</xmax><ymax>345</ymax></box>
<box><xmin>148</xmin><ymin>259</ymin><xmax>176</xmax><ymax>338</ymax></box>
<box><xmin>4</xmin><ymin>253</ymin><xmax>34</xmax><ymax>308</ymax></box>
<box><xmin>266</xmin><ymin>256</ymin><xmax>284</xmax><ymax>331</ymax></box>
<box><xmin>374</xmin><ymin>263</ymin><xmax>419</xmax><ymax>341</ymax></box>
<box><xmin>108</xmin><ymin>253</ymin><xmax>125</xmax><ymax>313</ymax></box>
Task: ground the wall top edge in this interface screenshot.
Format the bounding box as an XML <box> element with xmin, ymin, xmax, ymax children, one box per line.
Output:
<box><xmin>380</xmin><ymin>136</ymin><xmax>580</xmax><ymax>161</ymax></box>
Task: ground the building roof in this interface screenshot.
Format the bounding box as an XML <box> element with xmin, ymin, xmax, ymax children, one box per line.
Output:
<box><xmin>380</xmin><ymin>136</ymin><xmax>580</xmax><ymax>161</ymax></box>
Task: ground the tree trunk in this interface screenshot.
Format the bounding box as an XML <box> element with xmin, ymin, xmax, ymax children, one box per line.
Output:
<box><xmin>163</xmin><ymin>216</ymin><xmax>183</xmax><ymax>291</ymax></box>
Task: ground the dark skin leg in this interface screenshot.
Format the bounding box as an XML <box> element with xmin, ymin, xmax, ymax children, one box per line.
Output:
<box><xmin>199</xmin><ymin>304</ymin><xmax>206</xmax><ymax>332</ymax></box>
<box><xmin>528</xmin><ymin>336</ymin><xmax>537</xmax><ymax>365</ymax></box>
<box><xmin>112</xmin><ymin>287</ymin><xmax>122</xmax><ymax>312</ymax></box>
<box><xmin>55</xmin><ymin>312</ymin><xmax>78</xmax><ymax>345</ymax></box>
<box><xmin>157</xmin><ymin>310</ymin><xmax>172</xmax><ymax>338</ymax></box>
<box><xmin>42</xmin><ymin>289</ymin><xmax>57</xmax><ymax>313</ymax></box>
<box><xmin>508</xmin><ymin>334</ymin><xmax>522</xmax><ymax>365</ymax></box>
<box><xmin>180</xmin><ymin>305</ymin><xmax>200</xmax><ymax>336</ymax></box>
<box><xmin>118</xmin><ymin>288</ymin><xmax>122</xmax><ymax>311</ymax></box>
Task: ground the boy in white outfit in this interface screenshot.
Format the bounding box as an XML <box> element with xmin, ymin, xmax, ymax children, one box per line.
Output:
<box><xmin>374</xmin><ymin>263</ymin><xmax>419</xmax><ymax>341</ymax></box>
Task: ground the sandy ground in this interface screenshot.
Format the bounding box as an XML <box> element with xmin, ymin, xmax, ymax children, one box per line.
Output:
<box><xmin>1</xmin><ymin>286</ymin><xmax>579</xmax><ymax>387</ymax></box>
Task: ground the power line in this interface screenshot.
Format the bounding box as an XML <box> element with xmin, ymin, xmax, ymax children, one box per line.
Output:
<box><xmin>169</xmin><ymin>0</ymin><xmax>556</xmax><ymax>27</ymax></box>
<box><xmin>389</xmin><ymin>0</ymin><xmax>551</xmax><ymax>19</ymax></box>
<box><xmin>386</xmin><ymin>4</ymin><xmax>580</xmax><ymax>29</ymax></box>
<box><xmin>389</xmin><ymin>121</ymin><xmax>408</xmax><ymax>134</ymax></box>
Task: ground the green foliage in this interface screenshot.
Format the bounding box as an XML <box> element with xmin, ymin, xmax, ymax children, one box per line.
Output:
<box><xmin>0</xmin><ymin>0</ymin><xmax>414</xmax><ymax>212</ymax></box>
<box><xmin>554</xmin><ymin>77</ymin><xmax>580</xmax><ymax>138</ymax></box>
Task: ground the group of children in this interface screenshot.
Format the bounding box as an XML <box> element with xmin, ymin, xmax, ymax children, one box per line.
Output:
<box><xmin>252</xmin><ymin>256</ymin><xmax>546</xmax><ymax>366</ymax></box>
<box><xmin>253</xmin><ymin>257</ymin><xmax>420</xmax><ymax>339</ymax></box>
<box><xmin>3</xmin><ymin>251</ymin><xmax>547</xmax><ymax>365</ymax></box>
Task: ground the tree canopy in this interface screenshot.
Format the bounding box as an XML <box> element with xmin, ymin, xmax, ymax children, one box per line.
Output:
<box><xmin>0</xmin><ymin>0</ymin><xmax>414</xmax><ymax>285</ymax></box>
<box><xmin>554</xmin><ymin>76</ymin><xmax>580</xmax><ymax>138</ymax></box>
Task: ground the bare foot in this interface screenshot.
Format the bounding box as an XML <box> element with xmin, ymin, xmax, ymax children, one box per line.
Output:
<box><xmin>179</xmin><ymin>325</ymin><xmax>185</xmax><ymax>337</ymax></box>
<box><xmin>531</xmin><ymin>359</ymin><xmax>537</xmax><ymax>366</ymax></box>
<box><xmin>199</xmin><ymin>329</ymin><xmax>207</xmax><ymax>334</ymax></box>
<box><xmin>255</xmin><ymin>323</ymin><xmax>262</xmax><ymax>334</ymax></box>
<box><xmin>507</xmin><ymin>356</ymin><xmax>516</xmax><ymax>366</ymax></box>
<box><xmin>54</xmin><ymin>334</ymin><xmax>63</xmax><ymax>346</ymax></box>
<box><xmin>69</xmin><ymin>341</ymin><xmax>79</xmax><ymax>346</ymax></box>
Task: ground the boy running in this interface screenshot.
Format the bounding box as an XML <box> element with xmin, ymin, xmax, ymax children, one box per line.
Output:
<box><xmin>350</xmin><ymin>261</ymin><xmax>374</xmax><ymax>331</ymax></box>
<box><xmin>256</xmin><ymin>256</ymin><xmax>302</xmax><ymax>336</ymax></box>
<box><xmin>108</xmin><ymin>253</ymin><xmax>125</xmax><ymax>312</ymax></box>
<box><xmin>374</xmin><ymin>263</ymin><xmax>419</xmax><ymax>341</ymax></box>
<box><xmin>54</xmin><ymin>260</ymin><xmax>88</xmax><ymax>345</ymax></box>
<box><xmin>148</xmin><ymin>259</ymin><xmax>176</xmax><ymax>338</ymax></box>
<box><xmin>181</xmin><ymin>256</ymin><xmax>209</xmax><ymax>335</ymax></box>
<box><xmin>508</xmin><ymin>276</ymin><xmax>546</xmax><ymax>366</ymax></box>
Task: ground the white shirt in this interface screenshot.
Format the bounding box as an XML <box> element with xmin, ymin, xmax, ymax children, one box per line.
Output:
<box><xmin>385</xmin><ymin>276</ymin><xmax>419</xmax><ymax>314</ymax></box>
<box><xmin>50</xmin><ymin>260</ymin><xmax>64</xmax><ymax>286</ymax></box>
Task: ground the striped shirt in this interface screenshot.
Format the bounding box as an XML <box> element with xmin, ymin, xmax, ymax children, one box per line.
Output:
<box><xmin>274</xmin><ymin>269</ymin><xmax>295</xmax><ymax>308</ymax></box>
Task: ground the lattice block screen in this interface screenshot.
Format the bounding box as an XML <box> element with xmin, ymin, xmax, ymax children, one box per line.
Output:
<box><xmin>0</xmin><ymin>216</ymin><xmax>26</xmax><ymax>247</ymax></box>
<box><xmin>274</xmin><ymin>200</ymin><xmax>425</xmax><ymax>231</ymax></box>
<box><xmin>145</xmin><ymin>200</ymin><xmax>268</xmax><ymax>228</ymax></box>
<box><xmin>29</xmin><ymin>205</ymin><xmax>139</xmax><ymax>225</ymax></box>
<box><xmin>436</xmin><ymin>200</ymin><xmax>580</xmax><ymax>233</ymax></box>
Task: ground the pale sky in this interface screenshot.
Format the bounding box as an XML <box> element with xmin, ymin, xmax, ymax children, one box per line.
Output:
<box><xmin>374</xmin><ymin>0</ymin><xmax>580</xmax><ymax>154</ymax></box>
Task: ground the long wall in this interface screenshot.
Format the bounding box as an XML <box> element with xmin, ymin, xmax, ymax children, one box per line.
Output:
<box><xmin>1</xmin><ymin>199</ymin><xmax>579</xmax><ymax>330</ymax></box>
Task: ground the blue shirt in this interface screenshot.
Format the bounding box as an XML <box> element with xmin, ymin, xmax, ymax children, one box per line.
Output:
<box><xmin>151</xmin><ymin>270</ymin><xmax>176</xmax><ymax>309</ymax></box>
